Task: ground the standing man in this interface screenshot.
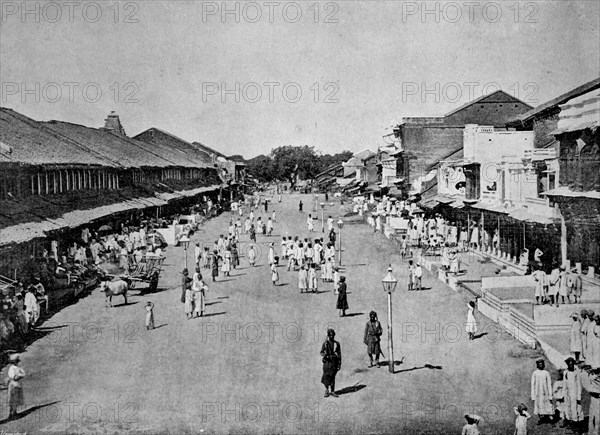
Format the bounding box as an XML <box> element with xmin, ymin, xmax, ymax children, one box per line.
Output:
<box><xmin>299</xmin><ymin>200</ymin><xmax>303</xmax><ymax>213</ymax></box>
<box><xmin>563</xmin><ymin>356</ymin><xmax>583</xmax><ymax>430</ymax></box>
<box><xmin>531</xmin><ymin>359</ymin><xmax>554</xmax><ymax>425</ymax></box>
<box><xmin>307</xmin><ymin>214</ymin><xmax>314</xmax><ymax>232</ymax></box>
<box><xmin>194</xmin><ymin>243</ymin><xmax>202</xmax><ymax>266</ymax></box>
<box><xmin>570</xmin><ymin>313</ymin><xmax>584</xmax><ymax>363</ymax></box>
<box><xmin>180</xmin><ymin>268</ymin><xmax>192</xmax><ymax>303</ymax></box>
<box><xmin>327</xmin><ymin>216</ymin><xmax>334</xmax><ymax>232</ymax></box>
<box><xmin>414</xmin><ymin>262</ymin><xmax>423</xmax><ymax>291</ymax></box>
<box><xmin>407</xmin><ymin>260</ymin><xmax>416</xmax><ymax>291</ymax></box>
<box><xmin>558</xmin><ymin>266</ymin><xmax>571</xmax><ymax>305</ymax></box>
<box><xmin>24</xmin><ymin>286</ymin><xmax>39</xmax><ymax>328</ymax></box>
<box><xmin>268</xmin><ymin>243</ymin><xmax>275</xmax><ymax>267</ymax></box>
<box><xmin>548</xmin><ymin>263</ymin><xmax>560</xmax><ymax>306</ymax></box>
<box><xmin>6</xmin><ymin>354</ymin><xmax>25</xmax><ymax>420</ymax></box>
<box><xmin>569</xmin><ymin>268</ymin><xmax>583</xmax><ymax>304</ymax></box>
<box><xmin>364</xmin><ymin>311</ymin><xmax>383</xmax><ymax>368</ymax></box>
<box><xmin>320</xmin><ymin>329</ymin><xmax>341</xmax><ymax>398</ymax></box>
<box><xmin>336</xmin><ymin>276</ymin><xmax>349</xmax><ymax>317</ymax></box>
<box><xmin>580</xmin><ymin>369</ymin><xmax>600</xmax><ymax>435</ymax></box>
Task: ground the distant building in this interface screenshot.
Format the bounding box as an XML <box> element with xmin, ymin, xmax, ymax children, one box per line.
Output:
<box><xmin>102</xmin><ymin>111</ymin><xmax>127</xmax><ymax>136</ymax></box>
<box><xmin>393</xmin><ymin>90</ymin><xmax>532</xmax><ymax>196</ymax></box>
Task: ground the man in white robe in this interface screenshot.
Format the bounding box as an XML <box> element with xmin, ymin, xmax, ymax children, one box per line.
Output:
<box><xmin>531</xmin><ymin>359</ymin><xmax>554</xmax><ymax>424</ymax></box>
<box><xmin>563</xmin><ymin>357</ymin><xmax>583</xmax><ymax>427</ymax></box>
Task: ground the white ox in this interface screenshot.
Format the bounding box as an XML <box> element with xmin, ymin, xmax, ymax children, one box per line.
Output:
<box><xmin>100</xmin><ymin>280</ymin><xmax>129</xmax><ymax>307</ymax></box>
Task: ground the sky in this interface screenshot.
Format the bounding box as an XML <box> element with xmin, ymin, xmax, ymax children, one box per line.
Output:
<box><xmin>1</xmin><ymin>1</ymin><xmax>599</xmax><ymax>159</ymax></box>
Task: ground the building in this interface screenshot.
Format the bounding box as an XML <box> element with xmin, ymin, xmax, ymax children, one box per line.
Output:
<box><xmin>0</xmin><ymin>109</ymin><xmax>224</xmax><ymax>279</ymax></box>
<box><xmin>393</xmin><ymin>90</ymin><xmax>532</xmax><ymax>196</ymax></box>
<box><xmin>192</xmin><ymin>141</ymin><xmax>246</xmax><ymax>185</ymax></box>
<box><xmin>545</xmin><ymin>86</ymin><xmax>600</xmax><ymax>275</ymax></box>
<box><xmin>314</xmin><ymin>163</ymin><xmax>344</xmax><ymax>192</ymax></box>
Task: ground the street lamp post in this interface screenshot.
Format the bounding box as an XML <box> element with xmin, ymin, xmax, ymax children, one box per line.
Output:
<box><xmin>180</xmin><ymin>235</ymin><xmax>191</xmax><ymax>271</ymax></box>
<box><xmin>320</xmin><ymin>202</ymin><xmax>325</xmax><ymax>233</ymax></box>
<box><xmin>337</xmin><ymin>218</ymin><xmax>344</xmax><ymax>266</ymax></box>
<box><xmin>382</xmin><ymin>265</ymin><xmax>398</xmax><ymax>374</ymax></box>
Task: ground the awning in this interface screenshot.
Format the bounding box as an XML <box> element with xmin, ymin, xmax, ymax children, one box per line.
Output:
<box><xmin>156</xmin><ymin>192</ymin><xmax>183</xmax><ymax>202</ymax></box>
<box><xmin>432</xmin><ymin>195</ymin><xmax>453</xmax><ymax>204</ymax></box>
<box><xmin>0</xmin><ymin>220</ymin><xmax>63</xmax><ymax>247</ymax></box>
<box><xmin>342</xmin><ymin>180</ymin><xmax>360</xmax><ymax>191</ymax></box>
<box><xmin>337</xmin><ymin>178</ymin><xmax>356</xmax><ymax>187</ymax></box>
<box><xmin>420</xmin><ymin>198</ymin><xmax>440</xmax><ymax>209</ymax></box>
<box><xmin>542</xmin><ymin>187</ymin><xmax>600</xmax><ymax>200</ymax></box>
<box><xmin>509</xmin><ymin>208</ymin><xmax>559</xmax><ymax>225</ymax></box>
<box><xmin>449</xmin><ymin>200</ymin><xmax>465</xmax><ymax>209</ymax></box>
<box><xmin>470</xmin><ymin>202</ymin><xmax>512</xmax><ymax>213</ymax></box>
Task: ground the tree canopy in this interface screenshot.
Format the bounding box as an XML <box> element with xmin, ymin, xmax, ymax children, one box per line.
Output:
<box><xmin>246</xmin><ymin>146</ymin><xmax>354</xmax><ymax>188</ymax></box>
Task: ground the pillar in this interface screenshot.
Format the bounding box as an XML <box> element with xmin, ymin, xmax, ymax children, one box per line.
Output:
<box><xmin>558</xmin><ymin>205</ymin><xmax>568</xmax><ymax>267</ymax></box>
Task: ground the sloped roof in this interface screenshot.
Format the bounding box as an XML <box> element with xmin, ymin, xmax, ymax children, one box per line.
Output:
<box><xmin>316</xmin><ymin>163</ymin><xmax>343</xmax><ymax>178</ymax></box>
<box><xmin>508</xmin><ymin>78</ymin><xmax>600</xmax><ymax>125</ymax></box>
<box><xmin>134</xmin><ymin>128</ymin><xmax>212</xmax><ymax>167</ymax></box>
<box><xmin>192</xmin><ymin>141</ymin><xmax>227</xmax><ymax>159</ymax></box>
<box><xmin>354</xmin><ymin>149</ymin><xmax>376</xmax><ymax>161</ymax></box>
<box><xmin>444</xmin><ymin>90</ymin><xmax>533</xmax><ymax>118</ymax></box>
<box><xmin>43</xmin><ymin>120</ymin><xmax>177</xmax><ymax>169</ymax></box>
<box><xmin>0</xmin><ymin>108</ymin><xmax>115</xmax><ymax>167</ymax></box>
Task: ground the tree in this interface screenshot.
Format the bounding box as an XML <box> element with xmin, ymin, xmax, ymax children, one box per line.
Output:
<box><xmin>317</xmin><ymin>151</ymin><xmax>353</xmax><ymax>173</ymax></box>
<box><xmin>246</xmin><ymin>154</ymin><xmax>276</xmax><ymax>182</ymax></box>
<box><xmin>271</xmin><ymin>145</ymin><xmax>320</xmax><ymax>189</ymax></box>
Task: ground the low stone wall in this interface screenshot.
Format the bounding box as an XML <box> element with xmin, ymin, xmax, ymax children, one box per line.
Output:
<box><xmin>535</xmin><ymin>303</ymin><xmax>600</xmax><ymax>333</ymax></box>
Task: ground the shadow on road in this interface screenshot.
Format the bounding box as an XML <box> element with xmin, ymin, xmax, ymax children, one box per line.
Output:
<box><xmin>203</xmin><ymin>312</ymin><xmax>227</xmax><ymax>317</ymax></box>
<box><xmin>0</xmin><ymin>400</ymin><xmax>61</xmax><ymax>424</ymax></box>
<box><xmin>217</xmin><ymin>296</ymin><xmax>229</xmax><ymax>300</ymax></box>
<box><xmin>111</xmin><ymin>301</ymin><xmax>140</xmax><ymax>308</ymax></box>
<box><xmin>395</xmin><ymin>363</ymin><xmax>443</xmax><ymax>374</ymax></box>
<box><xmin>378</xmin><ymin>357</ymin><xmax>405</xmax><ymax>368</ymax></box>
<box><xmin>335</xmin><ymin>384</ymin><xmax>366</xmax><ymax>395</ymax></box>
<box><xmin>343</xmin><ymin>312</ymin><xmax>364</xmax><ymax>317</ymax></box>
<box><xmin>472</xmin><ymin>333</ymin><xmax>489</xmax><ymax>340</ymax></box>
<box><xmin>206</xmin><ymin>301</ymin><xmax>222</xmax><ymax>306</ymax></box>
<box><xmin>153</xmin><ymin>324</ymin><xmax>168</xmax><ymax>329</ymax></box>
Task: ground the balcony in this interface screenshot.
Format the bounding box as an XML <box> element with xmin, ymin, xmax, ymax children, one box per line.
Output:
<box><xmin>524</xmin><ymin>149</ymin><xmax>557</xmax><ymax>161</ymax></box>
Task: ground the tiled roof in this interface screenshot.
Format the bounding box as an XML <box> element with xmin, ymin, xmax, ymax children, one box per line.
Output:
<box><xmin>192</xmin><ymin>141</ymin><xmax>227</xmax><ymax>159</ymax></box>
<box><xmin>134</xmin><ymin>128</ymin><xmax>213</xmax><ymax>167</ymax></box>
<box><xmin>444</xmin><ymin>90</ymin><xmax>533</xmax><ymax>118</ymax></box>
<box><xmin>0</xmin><ymin>108</ymin><xmax>115</xmax><ymax>167</ymax></box>
<box><xmin>507</xmin><ymin>78</ymin><xmax>600</xmax><ymax>125</ymax></box>
<box><xmin>43</xmin><ymin>121</ymin><xmax>178</xmax><ymax>169</ymax></box>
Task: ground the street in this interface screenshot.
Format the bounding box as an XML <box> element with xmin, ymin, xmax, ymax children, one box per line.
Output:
<box><xmin>2</xmin><ymin>193</ymin><xmax>560</xmax><ymax>434</ymax></box>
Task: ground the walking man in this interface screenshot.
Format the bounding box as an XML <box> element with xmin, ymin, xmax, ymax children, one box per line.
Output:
<box><xmin>364</xmin><ymin>311</ymin><xmax>383</xmax><ymax>368</ymax></box>
<box><xmin>320</xmin><ymin>329</ymin><xmax>341</xmax><ymax>398</ymax></box>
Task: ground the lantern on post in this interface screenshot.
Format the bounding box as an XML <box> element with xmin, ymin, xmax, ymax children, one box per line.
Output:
<box><xmin>320</xmin><ymin>202</ymin><xmax>326</xmax><ymax>233</ymax></box>
<box><xmin>382</xmin><ymin>264</ymin><xmax>398</xmax><ymax>373</ymax></box>
<box><xmin>179</xmin><ymin>235</ymin><xmax>191</xmax><ymax>271</ymax></box>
